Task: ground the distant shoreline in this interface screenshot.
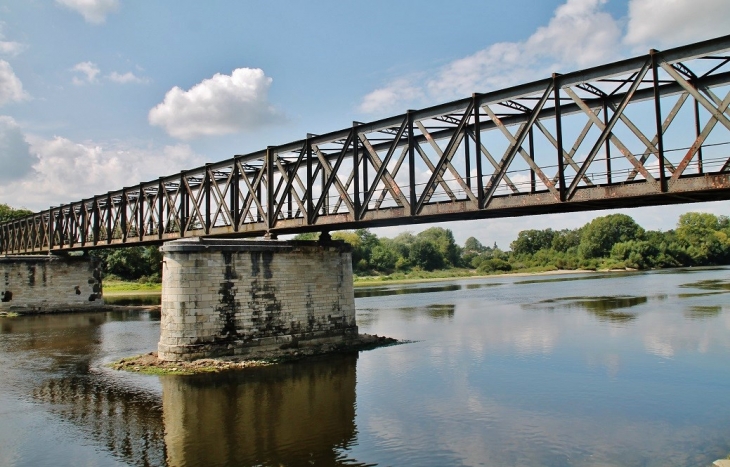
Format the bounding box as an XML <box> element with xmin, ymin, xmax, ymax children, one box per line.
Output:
<box><xmin>103</xmin><ymin>268</ymin><xmax>623</xmax><ymax>296</ymax></box>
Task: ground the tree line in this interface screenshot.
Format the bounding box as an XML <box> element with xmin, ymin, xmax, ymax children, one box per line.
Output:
<box><xmin>2</xmin><ymin>203</ymin><xmax>729</xmax><ymax>280</ymax></box>
<box><xmin>295</xmin><ymin>211</ymin><xmax>730</xmax><ymax>275</ymax></box>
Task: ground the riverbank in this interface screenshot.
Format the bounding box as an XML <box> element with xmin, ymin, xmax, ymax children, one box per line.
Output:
<box><xmin>104</xmin><ymin>267</ymin><xmax>609</xmax><ymax>294</ymax></box>
<box><xmin>109</xmin><ymin>334</ymin><xmax>402</xmax><ymax>375</ymax></box>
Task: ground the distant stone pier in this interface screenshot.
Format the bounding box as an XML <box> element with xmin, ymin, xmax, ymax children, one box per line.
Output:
<box><xmin>0</xmin><ymin>255</ymin><xmax>104</xmax><ymax>314</ymax></box>
<box><xmin>157</xmin><ymin>238</ymin><xmax>357</xmax><ymax>361</ymax></box>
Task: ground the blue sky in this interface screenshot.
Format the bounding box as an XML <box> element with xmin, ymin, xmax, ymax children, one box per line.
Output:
<box><xmin>1</xmin><ymin>0</ymin><xmax>729</xmax><ymax>248</ymax></box>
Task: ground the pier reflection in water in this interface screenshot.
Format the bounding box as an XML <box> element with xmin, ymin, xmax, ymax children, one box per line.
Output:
<box><xmin>1</xmin><ymin>267</ymin><xmax>730</xmax><ymax>466</ymax></box>
<box><xmin>162</xmin><ymin>356</ymin><xmax>361</xmax><ymax>466</ymax></box>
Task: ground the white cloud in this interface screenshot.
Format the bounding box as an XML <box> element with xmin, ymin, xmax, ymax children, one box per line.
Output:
<box><xmin>148</xmin><ymin>67</ymin><xmax>283</xmax><ymax>139</ymax></box>
<box><xmin>107</xmin><ymin>71</ymin><xmax>147</xmax><ymax>84</ymax></box>
<box><xmin>0</xmin><ymin>116</ymin><xmax>36</xmax><ymax>182</ymax></box>
<box><xmin>360</xmin><ymin>78</ymin><xmax>424</xmax><ymax>114</ymax></box>
<box><xmin>0</xmin><ymin>60</ymin><xmax>26</xmax><ymax>105</ymax></box>
<box><xmin>0</xmin><ymin>134</ymin><xmax>205</xmax><ymax>210</ymax></box>
<box><xmin>71</xmin><ymin>61</ymin><xmax>100</xmax><ymax>85</ymax></box>
<box><xmin>359</xmin><ymin>0</ymin><xmax>621</xmax><ymax>114</ymax></box>
<box><xmin>0</xmin><ymin>41</ymin><xmax>26</xmax><ymax>57</ymax></box>
<box><xmin>0</xmin><ymin>23</ymin><xmax>27</xmax><ymax>56</ymax></box>
<box><xmin>56</xmin><ymin>0</ymin><xmax>119</xmax><ymax>24</ymax></box>
<box><xmin>624</xmin><ymin>0</ymin><xmax>730</xmax><ymax>49</ymax></box>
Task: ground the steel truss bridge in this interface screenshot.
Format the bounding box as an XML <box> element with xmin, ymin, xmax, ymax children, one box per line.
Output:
<box><xmin>3</xmin><ymin>36</ymin><xmax>730</xmax><ymax>254</ymax></box>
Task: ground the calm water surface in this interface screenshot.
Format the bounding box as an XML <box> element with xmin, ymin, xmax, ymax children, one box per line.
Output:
<box><xmin>1</xmin><ymin>268</ymin><xmax>729</xmax><ymax>466</ymax></box>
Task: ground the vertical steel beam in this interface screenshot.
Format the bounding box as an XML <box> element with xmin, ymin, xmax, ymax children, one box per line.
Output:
<box><xmin>121</xmin><ymin>189</ymin><xmax>127</xmax><ymax>242</ymax></box>
<box><xmin>158</xmin><ymin>179</ymin><xmax>164</xmax><ymax>239</ymax></box>
<box><xmin>266</xmin><ymin>147</ymin><xmax>275</xmax><ymax>229</ymax></box>
<box><xmin>204</xmin><ymin>165</ymin><xmax>211</xmax><ymax>234</ymax></box>
<box><xmin>79</xmin><ymin>201</ymin><xmax>86</xmax><ymax>247</ymax></box>
<box><xmin>473</xmin><ymin>94</ymin><xmax>484</xmax><ymax>209</ymax></box>
<box><xmin>353</xmin><ymin>123</ymin><xmax>361</xmax><ymax>219</ymax></box>
<box><xmin>363</xmin><ymin>141</ymin><xmax>369</xmax><ymax>210</ymax></box>
<box><xmin>48</xmin><ymin>208</ymin><xmax>54</xmax><ymax>251</ymax></box>
<box><xmin>93</xmin><ymin>196</ymin><xmax>100</xmax><ymax>245</ymax></box>
<box><xmin>694</xmin><ymin>98</ymin><xmax>704</xmax><ymax>174</ymax></box>
<box><xmin>231</xmin><ymin>162</ymin><xmax>240</xmax><ymax>231</ymax></box>
<box><xmin>106</xmin><ymin>193</ymin><xmax>112</xmax><ymax>244</ymax></box>
<box><xmin>553</xmin><ymin>74</ymin><xmax>566</xmax><ymax>202</ymax></box>
<box><xmin>179</xmin><ymin>172</ymin><xmax>187</xmax><ymax>237</ymax></box>
<box><xmin>465</xmin><ymin>119</ymin><xmax>471</xmax><ymax>190</ymax></box>
<box><xmin>139</xmin><ymin>183</ymin><xmax>145</xmax><ymax>241</ymax></box>
<box><xmin>306</xmin><ymin>137</ymin><xmax>313</xmax><ymax>225</ymax></box>
<box><xmin>603</xmin><ymin>100</ymin><xmax>612</xmax><ymax>184</ymax></box>
<box><xmin>651</xmin><ymin>50</ymin><xmax>667</xmax><ymax>192</ymax></box>
<box><xmin>321</xmin><ymin>155</ymin><xmax>327</xmax><ymax>216</ymax></box>
<box><xmin>528</xmin><ymin>127</ymin><xmax>536</xmax><ymax>193</ymax></box>
<box><xmin>407</xmin><ymin>110</ymin><xmax>416</xmax><ymax>216</ymax></box>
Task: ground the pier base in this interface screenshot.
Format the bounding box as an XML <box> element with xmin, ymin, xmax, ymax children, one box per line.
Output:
<box><xmin>0</xmin><ymin>255</ymin><xmax>103</xmax><ymax>314</ymax></box>
<box><xmin>157</xmin><ymin>238</ymin><xmax>357</xmax><ymax>362</ymax></box>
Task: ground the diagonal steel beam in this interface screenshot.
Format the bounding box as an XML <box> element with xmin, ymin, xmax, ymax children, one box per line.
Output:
<box><xmin>626</xmin><ymin>92</ymin><xmax>689</xmax><ymax>181</ymax></box>
<box><xmin>483</xmin><ymin>105</ymin><xmax>560</xmax><ymax>199</ymax></box>
<box><xmin>416</xmin><ymin>101</ymin><xmax>475</xmax><ymax>213</ymax></box>
<box><xmin>416</xmin><ymin>121</ymin><xmax>477</xmax><ymax>206</ymax></box>
<box><xmin>359</xmin><ymin>135</ymin><xmax>410</xmax><ymax>216</ymax></box>
<box><xmin>661</xmin><ymin>60</ymin><xmax>730</xmax><ymax>132</ymax></box>
<box><xmin>482</xmin><ymin>83</ymin><xmax>554</xmax><ymax>206</ymax></box>
<box><xmin>671</xmin><ymin>89</ymin><xmax>730</xmax><ymax>180</ymax></box>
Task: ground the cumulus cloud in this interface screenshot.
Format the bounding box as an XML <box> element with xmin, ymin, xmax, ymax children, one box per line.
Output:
<box><xmin>0</xmin><ymin>41</ymin><xmax>26</xmax><ymax>57</ymax></box>
<box><xmin>360</xmin><ymin>0</ymin><xmax>621</xmax><ymax>113</ymax></box>
<box><xmin>56</xmin><ymin>0</ymin><xmax>119</xmax><ymax>24</ymax></box>
<box><xmin>0</xmin><ymin>60</ymin><xmax>26</xmax><ymax>105</ymax></box>
<box><xmin>0</xmin><ymin>134</ymin><xmax>205</xmax><ymax>210</ymax></box>
<box><xmin>107</xmin><ymin>71</ymin><xmax>147</xmax><ymax>84</ymax></box>
<box><xmin>624</xmin><ymin>0</ymin><xmax>730</xmax><ymax>49</ymax></box>
<box><xmin>71</xmin><ymin>61</ymin><xmax>100</xmax><ymax>85</ymax></box>
<box><xmin>0</xmin><ymin>23</ymin><xmax>27</xmax><ymax>57</ymax></box>
<box><xmin>0</xmin><ymin>116</ymin><xmax>36</xmax><ymax>182</ymax></box>
<box><xmin>148</xmin><ymin>67</ymin><xmax>282</xmax><ymax>139</ymax></box>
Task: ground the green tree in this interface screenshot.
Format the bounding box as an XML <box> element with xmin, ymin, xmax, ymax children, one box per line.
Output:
<box><xmin>551</xmin><ymin>228</ymin><xmax>581</xmax><ymax>252</ymax></box>
<box><xmin>370</xmin><ymin>244</ymin><xmax>399</xmax><ymax>272</ymax></box>
<box><xmin>416</xmin><ymin>227</ymin><xmax>460</xmax><ymax>266</ymax></box>
<box><xmin>0</xmin><ymin>204</ymin><xmax>33</xmax><ymax>223</ymax></box>
<box><xmin>674</xmin><ymin>212</ymin><xmax>730</xmax><ymax>265</ymax></box>
<box><xmin>579</xmin><ymin>214</ymin><xmax>644</xmax><ymax>258</ymax></box>
<box><xmin>92</xmin><ymin>246</ymin><xmax>162</xmax><ymax>281</ymax></box>
<box><xmin>409</xmin><ymin>240</ymin><xmax>444</xmax><ymax>271</ymax></box>
<box><xmin>293</xmin><ymin>232</ymin><xmax>320</xmax><ymax>241</ymax></box>
<box><xmin>463</xmin><ymin>236</ymin><xmax>486</xmax><ymax>253</ymax></box>
<box><xmin>511</xmin><ymin>229</ymin><xmax>556</xmax><ymax>255</ymax></box>
<box><xmin>610</xmin><ymin>240</ymin><xmax>658</xmax><ymax>269</ymax></box>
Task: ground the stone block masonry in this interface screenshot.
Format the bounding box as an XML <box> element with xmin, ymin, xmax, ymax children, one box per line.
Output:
<box><xmin>158</xmin><ymin>238</ymin><xmax>357</xmax><ymax>361</ymax></box>
<box><xmin>0</xmin><ymin>255</ymin><xmax>104</xmax><ymax>313</ymax></box>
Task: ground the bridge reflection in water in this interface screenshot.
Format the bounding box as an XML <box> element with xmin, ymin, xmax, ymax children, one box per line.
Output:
<box><xmin>0</xmin><ymin>310</ymin><xmax>364</xmax><ymax>466</ymax></box>
<box><xmin>32</xmin><ymin>354</ymin><xmax>362</xmax><ymax>466</ymax></box>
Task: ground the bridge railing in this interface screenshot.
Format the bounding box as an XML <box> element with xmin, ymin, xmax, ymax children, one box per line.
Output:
<box><xmin>3</xmin><ymin>35</ymin><xmax>730</xmax><ymax>254</ymax></box>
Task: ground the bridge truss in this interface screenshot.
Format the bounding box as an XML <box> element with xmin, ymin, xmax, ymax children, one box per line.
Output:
<box><xmin>3</xmin><ymin>36</ymin><xmax>730</xmax><ymax>254</ymax></box>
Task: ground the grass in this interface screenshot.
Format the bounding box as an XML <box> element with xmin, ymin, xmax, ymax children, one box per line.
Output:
<box><xmin>354</xmin><ymin>268</ymin><xmax>478</xmax><ymax>286</ymax></box>
<box><xmin>100</xmin><ymin>266</ymin><xmax>594</xmax><ymax>293</ymax></box>
<box><xmin>103</xmin><ymin>280</ymin><xmax>162</xmax><ymax>294</ymax></box>
<box><xmin>0</xmin><ymin>312</ymin><xmax>19</xmax><ymax>318</ymax></box>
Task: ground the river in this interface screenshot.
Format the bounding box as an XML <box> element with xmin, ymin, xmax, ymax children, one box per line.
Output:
<box><xmin>1</xmin><ymin>267</ymin><xmax>729</xmax><ymax>466</ymax></box>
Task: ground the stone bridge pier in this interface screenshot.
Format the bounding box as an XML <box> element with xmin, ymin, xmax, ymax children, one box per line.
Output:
<box><xmin>0</xmin><ymin>255</ymin><xmax>104</xmax><ymax>314</ymax></box>
<box><xmin>157</xmin><ymin>238</ymin><xmax>357</xmax><ymax>361</ymax></box>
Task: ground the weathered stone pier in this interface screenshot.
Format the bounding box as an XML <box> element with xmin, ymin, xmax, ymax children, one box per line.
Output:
<box><xmin>157</xmin><ymin>238</ymin><xmax>357</xmax><ymax>361</ymax></box>
<box><xmin>0</xmin><ymin>254</ymin><xmax>104</xmax><ymax>313</ymax></box>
